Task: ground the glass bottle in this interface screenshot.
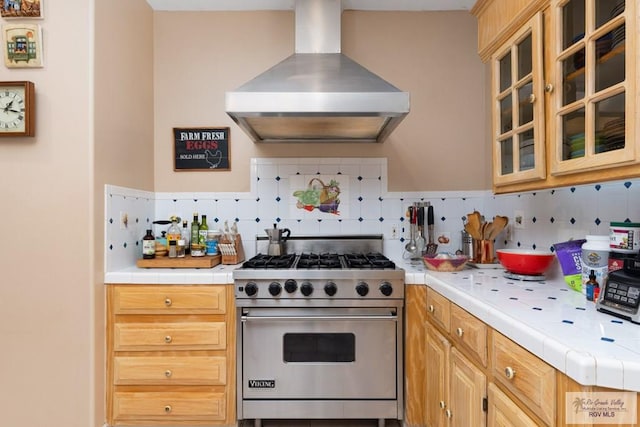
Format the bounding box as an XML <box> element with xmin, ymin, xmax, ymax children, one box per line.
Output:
<box><xmin>190</xmin><ymin>213</ymin><xmax>200</xmax><ymax>253</ymax></box>
<box><xmin>199</xmin><ymin>214</ymin><xmax>209</xmax><ymax>246</ymax></box>
<box><xmin>168</xmin><ymin>239</ymin><xmax>177</xmax><ymax>258</ymax></box>
<box><xmin>177</xmin><ymin>239</ymin><xmax>186</xmax><ymax>258</ymax></box>
<box><xmin>181</xmin><ymin>220</ymin><xmax>190</xmax><ymax>253</ymax></box>
<box><xmin>142</xmin><ymin>229</ymin><xmax>155</xmax><ymax>259</ymax></box>
<box><xmin>586</xmin><ymin>270</ymin><xmax>598</xmax><ymax>301</ymax></box>
<box><xmin>166</xmin><ymin>219</ymin><xmax>182</xmax><ymax>250</ymax></box>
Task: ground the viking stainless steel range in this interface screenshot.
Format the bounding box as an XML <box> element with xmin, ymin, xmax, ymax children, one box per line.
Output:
<box><xmin>234</xmin><ymin>235</ymin><xmax>404</xmax><ymax>427</ymax></box>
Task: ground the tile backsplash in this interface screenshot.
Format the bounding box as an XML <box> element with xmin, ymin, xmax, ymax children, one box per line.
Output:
<box><xmin>105</xmin><ymin>158</ymin><xmax>640</xmax><ymax>274</ymax></box>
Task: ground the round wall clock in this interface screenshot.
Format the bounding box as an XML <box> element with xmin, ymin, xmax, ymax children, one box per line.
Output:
<box><xmin>0</xmin><ymin>81</ymin><xmax>35</xmax><ymax>137</ymax></box>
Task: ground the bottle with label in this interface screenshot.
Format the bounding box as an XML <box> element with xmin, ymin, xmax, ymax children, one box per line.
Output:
<box><xmin>585</xmin><ymin>270</ymin><xmax>598</xmax><ymax>301</ymax></box>
<box><xmin>166</xmin><ymin>219</ymin><xmax>182</xmax><ymax>250</ymax></box>
<box><xmin>168</xmin><ymin>239</ymin><xmax>177</xmax><ymax>258</ymax></box>
<box><xmin>177</xmin><ymin>239</ymin><xmax>186</xmax><ymax>258</ymax></box>
<box><xmin>182</xmin><ymin>220</ymin><xmax>190</xmax><ymax>253</ymax></box>
<box><xmin>581</xmin><ymin>235</ymin><xmax>609</xmax><ymax>295</ymax></box>
<box><xmin>206</xmin><ymin>230</ymin><xmax>220</xmax><ymax>256</ymax></box>
<box><xmin>191</xmin><ymin>213</ymin><xmax>201</xmax><ymax>254</ymax></box>
<box><xmin>199</xmin><ymin>214</ymin><xmax>209</xmax><ymax>246</ymax></box>
<box><xmin>142</xmin><ymin>229</ymin><xmax>155</xmax><ymax>259</ymax></box>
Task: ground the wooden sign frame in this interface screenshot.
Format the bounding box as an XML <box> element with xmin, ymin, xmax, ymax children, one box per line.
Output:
<box><xmin>173</xmin><ymin>127</ymin><xmax>230</xmax><ymax>171</ymax></box>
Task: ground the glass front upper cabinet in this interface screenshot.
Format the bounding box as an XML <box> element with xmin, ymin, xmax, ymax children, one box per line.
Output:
<box><xmin>491</xmin><ymin>13</ymin><xmax>546</xmax><ymax>186</ymax></box>
<box><xmin>551</xmin><ymin>0</ymin><xmax>634</xmax><ymax>174</ymax></box>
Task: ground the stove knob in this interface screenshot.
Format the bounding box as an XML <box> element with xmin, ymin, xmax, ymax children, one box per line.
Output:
<box><xmin>284</xmin><ymin>279</ymin><xmax>298</xmax><ymax>293</ymax></box>
<box><xmin>379</xmin><ymin>282</ymin><xmax>393</xmax><ymax>297</ymax></box>
<box><xmin>300</xmin><ymin>281</ymin><xmax>314</xmax><ymax>297</ymax></box>
<box><xmin>324</xmin><ymin>281</ymin><xmax>337</xmax><ymax>296</ymax></box>
<box><xmin>245</xmin><ymin>282</ymin><xmax>258</xmax><ymax>297</ymax></box>
<box><xmin>268</xmin><ymin>282</ymin><xmax>282</xmax><ymax>296</ymax></box>
<box><xmin>356</xmin><ymin>281</ymin><xmax>369</xmax><ymax>297</ymax></box>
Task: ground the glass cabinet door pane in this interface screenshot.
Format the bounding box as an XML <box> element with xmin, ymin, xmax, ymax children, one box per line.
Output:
<box><xmin>500</xmin><ymin>94</ymin><xmax>513</xmax><ymax>133</ymax></box>
<box><xmin>499</xmin><ymin>52</ymin><xmax>512</xmax><ymax>92</ymax></box>
<box><xmin>562</xmin><ymin>49</ymin><xmax>585</xmax><ymax>105</ymax></box>
<box><xmin>518</xmin><ymin>82</ymin><xmax>533</xmax><ymax>125</ymax></box>
<box><xmin>500</xmin><ymin>137</ymin><xmax>513</xmax><ymax>175</ymax></box>
<box><xmin>595</xmin><ymin>27</ymin><xmax>625</xmax><ymax>92</ymax></box>
<box><xmin>519</xmin><ymin>129</ymin><xmax>535</xmax><ymax>171</ymax></box>
<box><xmin>562</xmin><ymin>108</ymin><xmax>586</xmax><ymax>160</ymax></box>
<box><xmin>562</xmin><ymin>0</ymin><xmax>585</xmax><ymax>50</ymax></box>
<box><xmin>596</xmin><ymin>0</ymin><xmax>625</xmax><ymax>29</ymax></box>
<box><xmin>517</xmin><ymin>34</ymin><xmax>532</xmax><ymax>79</ymax></box>
<box><xmin>595</xmin><ymin>93</ymin><xmax>625</xmax><ymax>153</ymax></box>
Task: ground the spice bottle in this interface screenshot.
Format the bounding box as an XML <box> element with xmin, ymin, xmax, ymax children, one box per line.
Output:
<box><xmin>142</xmin><ymin>229</ymin><xmax>155</xmax><ymax>259</ymax></box>
<box><xmin>177</xmin><ymin>239</ymin><xmax>186</xmax><ymax>258</ymax></box>
<box><xmin>168</xmin><ymin>239</ymin><xmax>177</xmax><ymax>258</ymax></box>
<box><xmin>585</xmin><ymin>270</ymin><xmax>598</xmax><ymax>301</ymax></box>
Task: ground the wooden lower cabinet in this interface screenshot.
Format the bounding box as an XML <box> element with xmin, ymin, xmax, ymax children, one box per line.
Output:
<box><xmin>487</xmin><ymin>382</ymin><xmax>538</xmax><ymax>427</ymax></box>
<box><xmin>106</xmin><ymin>284</ymin><xmax>236</xmax><ymax>426</ymax></box>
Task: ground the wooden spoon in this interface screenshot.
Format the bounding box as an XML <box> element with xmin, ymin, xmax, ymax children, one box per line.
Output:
<box><xmin>489</xmin><ymin>215</ymin><xmax>509</xmax><ymax>240</ymax></box>
<box><xmin>466</xmin><ymin>211</ymin><xmax>482</xmax><ymax>240</ymax></box>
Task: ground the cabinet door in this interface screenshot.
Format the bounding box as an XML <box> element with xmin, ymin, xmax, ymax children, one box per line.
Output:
<box><xmin>491</xmin><ymin>12</ymin><xmax>546</xmax><ymax>186</ymax></box>
<box><xmin>487</xmin><ymin>383</ymin><xmax>539</xmax><ymax>427</ymax></box>
<box><xmin>425</xmin><ymin>325</ymin><xmax>451</xmax><ymax>427</ymax></box>
<box><xmin>450</xmin><ymin>348</ymin><xmax>487</xmax><ymax>427</ymax></box>
<box><xmin>550</xmin><ymin>0</ymin><xmax>635</xmax><ymax>174</ymax></box>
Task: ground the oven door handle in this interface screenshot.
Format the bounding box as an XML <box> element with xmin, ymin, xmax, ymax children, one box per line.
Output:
<box><xmin>241</xmin><ymin>314</ymin><xmax>398</xmax><ymax>322</ymax></box>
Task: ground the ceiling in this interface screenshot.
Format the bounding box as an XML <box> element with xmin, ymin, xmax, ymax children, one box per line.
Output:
<box><xmin>146</xmin><ymin>0</ymin><xmax>477</xmax><ymax>11</ymax></box>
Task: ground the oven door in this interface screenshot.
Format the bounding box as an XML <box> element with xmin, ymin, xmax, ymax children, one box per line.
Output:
<box><xmin>241</xmin><ymin>306</ymin><xmax>398</xmax><ymax>400</ymax></box>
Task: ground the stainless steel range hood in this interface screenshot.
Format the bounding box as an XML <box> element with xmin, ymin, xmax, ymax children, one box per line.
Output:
<box><xmin>225</xmin><ymin>0</ymin><xmax>410</xmax><ymax>143</ymax></box>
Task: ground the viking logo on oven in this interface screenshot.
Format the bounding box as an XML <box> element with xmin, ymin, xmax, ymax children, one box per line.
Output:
<box><xmin>248</xmin><ymin>379</ymin><xmax>275</xmax><ymax>388</ymax></box>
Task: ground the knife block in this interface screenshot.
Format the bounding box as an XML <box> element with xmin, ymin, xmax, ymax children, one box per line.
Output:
<box><xmin>221</xmin><ymin>234</ymin><xmax>245</xmax><ymax>265</ymax></box>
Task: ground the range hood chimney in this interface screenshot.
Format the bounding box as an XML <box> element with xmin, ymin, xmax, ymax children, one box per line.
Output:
<box><xmin>225</xmin><ymin>0</ymin><xmax>410</xmax><ymax>143</ymax></box>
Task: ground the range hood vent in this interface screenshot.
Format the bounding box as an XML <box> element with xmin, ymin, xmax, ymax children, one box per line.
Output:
<box><xmin>225</xmin><ymin>0</ymin><xmax>410</xmax><ymax>143</ymax></box>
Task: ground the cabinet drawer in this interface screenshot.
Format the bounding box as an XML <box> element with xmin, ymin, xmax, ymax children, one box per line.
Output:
<box><xmin>113</xmin><ymin>391</ymin><xmax>226</xmax><ymax>422</ymax></box>
<box><xmin>112</xmin><ymin>285</ymin><xmax>226</xmax><ymax>314</ymax></box>
<box><xmin>114</xmin><ymin>356</ymin><xmax>226</xmax><ymax>385</ymax></box>
<box><xmin>426</xmin><ymin>288</ymin><xmax>451</xmax><ymax>333</ymax></box>
<box><xmin>114</xmin><ymin>322</ymin><xmax>226</xmax><ymax>351</ymax></box>
<box><xmin>491</xmin><ymin>331</ymin><xmax>555</xmax><ymax>426</ymax></box>
<box><xmin>450</xmin><ymin>304</ymin><xmax>487</xmax><ymax>367</ymax></box>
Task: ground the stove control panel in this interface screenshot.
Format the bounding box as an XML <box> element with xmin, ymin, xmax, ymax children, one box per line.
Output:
<box><xmin>235</xmin><ymin>277</ymin><xmax>404</xmax><ymax>300</ymax></box>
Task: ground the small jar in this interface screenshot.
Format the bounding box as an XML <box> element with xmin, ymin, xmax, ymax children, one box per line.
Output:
<box><xmin>581</xmin><ymin>235</ymin><xmax>609</xmax><ymax>295</ymax></box>
<box><xmin>206</xmin><ymin>230</ymin><xmax>220</xmax><ymax>256</ymax></box>
<box><xmin>176</xmin><ymin>239</ymin><xmax>186</xmax><ymax>258</ymax></box>
<box><xmin>168</xmin><ymin>239</ymin><xmax>177</xmax><ymax>258</ymax></box>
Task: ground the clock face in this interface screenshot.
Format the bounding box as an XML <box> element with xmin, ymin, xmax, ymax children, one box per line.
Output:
<box><xmin>0</xmin><ymin>87</ymin><xmax>26</xmax><ymax>133</ymax></box>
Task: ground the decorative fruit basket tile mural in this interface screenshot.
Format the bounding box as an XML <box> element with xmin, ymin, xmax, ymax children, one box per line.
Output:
<box><xmin>290</xmin><ymin>175</ymin><xmax>350</xmax><ymax>218</ymax></box>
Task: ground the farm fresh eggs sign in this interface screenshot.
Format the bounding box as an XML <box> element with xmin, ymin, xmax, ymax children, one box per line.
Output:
<box><xmin>173</xmin><ymin>127</ymin><xmax>230</xmax><ymax>171</ymax></box>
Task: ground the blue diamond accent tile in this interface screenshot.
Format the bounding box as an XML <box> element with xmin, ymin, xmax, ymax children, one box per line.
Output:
<box><xmin>400</xmin><ymin>217</ymin><xmax>405</xmax><ymax>222</ymax></box>
<box><xmin>235</xmin><ymin>217</ymin><xmax>239</xmax><ymax>222</ymax></box>
<box><xmin>570</xmin><ymin>217</ymin><xmax>576</xmax><ymax>224</ymax></box>
<box><xmin>532</xmin><ymin>243</ymin><xmax>537</xmax><ymax>249</ymax></box>
<box><xmin>337</xmin><ymin>172</ymin><xmax>342</xmax><ymax>175</ymax></box>
<box><xmin>379</xmin><ymin>217</ymin><xmax>384</xmax><ymax>222</ymax></box>
<box><xmin>276</xmin><ymin>218</ymin><xmax>281</xmax><ymax>222</ymax></box>
<box><xmin>109</xmin><ymin>244</ymin><xmax>113</xmax><ymax>250</ymax></box>
<box><xmin>214</xmin><ymin>218</ymin><xmax>219</xmax><ymax>222</ymax></box>
<box><xmin>123</xmin><ymin>242</ymin><xmax>127</xmax><ymax>248</ymax></box>
<box><xmin>358</xmin><ymin>196</ymin><xmax>363</xmax><ymax>202</ymax></box>
<box><xmin>276</xmin><ymin>176</ymin><xmax>281</xmax><ymax>181</ymax></box>
<box><xmin>532</xmin><ymin>192</ymin><xmax>536</xmax><ymax>196</ymax></box>
<box><xmin>235</xmin><ymin>199</ymin><xmax>239</xmax><ymax>202</ymax></box>
<box><xmin>595</xmin><ymin>184</ymin><xmax>601</xmax><ymax>191</ymax></box>
<box><xmin>317</xmin><ymin>219</ymin><xmax>322</xmax><ymax>222</ymax></box>
<box><xmin>257</xmin><ymin>177</ymin><xmax>261</xmax><ymax>181</ymax></box>
<box><xmin>255</xmin><ymin>218</ymin><xmax>260</xmax><ymax>222</ymax></box>
<box><xmin>109</xmin><ymin>218</ymin><xmax>113</xmax><ymax>224</ymax></box>
<box><xmin>550</xmin><ymin>217</ymin><xmax>555</xmax><ymax>223</ymax></box>
<box><xmin>532</xmin><ymin>217</ymin><xmax>537</xmax><ymax>223</ymax></box>
<box><xmin>173</xmin><ymin>199</ymin><xmax>177</xmax><ymax>202</ymax></box>
<box><xmin>135</xmin><ymin>218</ymin><xmax>139</xmax><ymax>224</ymax></box>
<box><xmin>358</xmin><ymin>217</ymin><xmax>363</xmax><ymax>222</ymax></box>
<box><xmin>378</xmin><ymin>176</ymin><xmax>382</xmax><ymax>180</ymax></box>
<box><xmin>276</xmin><ymin>196</ymin><xmax>281</xmax><ymax>202</ymax></box>
<box><xmin>625</xmin><ymin>218</ymin><xmax>631</xmax><ymax>223</ymax></box>
<box><xmin>595</xmin><ymin>218</ymin><xmax>601</xmax><ymax>225</ymax></box>
<box><xmin>551</xmin><ymin>190</ymin><xmax>555</xmax><ymax>194</ymax></box>
<box><xmin>440</xmin><ymin>216</ymin><xmax>445</xmax><ymax>222</ymax></box>
<box><xmin>570</xmin><ymin>187</ymin><xmax>576</xmax><ymax>192</ymax></box>
<box><xmin>136</xmin><ymin>241</ymin><xmax>139</xmax><ymax>246</ymax></box>
<box><xmin>624</xmin><ymin>181</ymin><xmax>632</xmax><ymax>188</ymax></box>
<box><xmin>400</xmin><ymin>237</ymin><xmax>405</xmax><ymax>243</ymax></box>
<box><xmin>256</xmin><ymin>197</ymin><xmax>260</xmax><ymax>202</ymax></box>
<box><xmin>378</xmin><ymin>197</ymin><xmax>383</xmax><ymax>201</ymax></box>
<box><xmin>358</xmin><ymin>176</ymin><xmax>363</xmax><ymax>181</ymax></box>
<box><xmin>549</xmin><ymin>245</ymin><xmax>555</xmax><ymax>252</ymax></box>
<box><xmin>517</xmin><ymin>242</ymin><xmax>521</xmax><ymax>247</ymax></box>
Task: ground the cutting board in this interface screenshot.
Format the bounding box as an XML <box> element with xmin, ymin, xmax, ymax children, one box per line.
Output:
<box><xmin>136</xmin><ymin>254</ymin><xmax>221</xmax><ymax>269</ymax></box>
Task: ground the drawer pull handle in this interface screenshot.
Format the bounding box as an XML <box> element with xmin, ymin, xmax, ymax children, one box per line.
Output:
<box><xmin>164</xmin><ymin>335</ymin><xmax>172</xmax><ymax>344</ymax></box>
<box><xmin>165</xmin><ymin>370</ymin><xmax>172</xmax><ymax>378</ymax></box>
<box><xmin>505</xmin><ymin>366</ymin><xmax>516</xmax><ymax>379</ymax></box>
<box><xmin>164</xmin><ymin>405</ymin><xmax>172</xmax><ymax>414</ymax></box>
<box><xmin>456</xmin><ymin>327</ymin><xmax>464</xmax><ymax>337</ymax></box>
<box><xmin>445</xmin><ymin>409</ymin><xmax>452</xmax><ymax>419</ymax></box>
<box><xmin>165</xmin><ymin>298</ymin><xmax>172</xmax><ymax>307</ymax></box>
<box><xmin>439</xmin><ymin>400</ymin><xmax>446</xmax><ymax>409</ymax></box>
<box><xmin>428</xmin><ymin>305</ymin><xmax>435</xmax><ymax>313</ymax></box>
<box><xmin>528</xmin><ymin>93</ymin><xmax>536</xmax><ymax>104</ymax></box>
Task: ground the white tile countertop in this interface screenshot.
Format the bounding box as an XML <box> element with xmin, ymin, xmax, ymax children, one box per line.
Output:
<box><xmin>396</xmin><ymin>258</ymin><xmax>640</xmax><ymax>392</ymax></box>
<box><xmin>104</xmin><ymin>263</ymin><xmax>239</xmax><ymax>284</ymax></box>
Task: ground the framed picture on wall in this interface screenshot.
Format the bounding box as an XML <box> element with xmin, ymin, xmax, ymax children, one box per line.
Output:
<box><xmin>173</xmin><ymin>127</ymin><xmax>231</xmax><ymax>171</ymax></box>
<box><xmin>2</xmin><ymin>23</ymin><xmax>43</xmax><ymax>68</ymax></box>
<box><xmin>1</xmin><ymin>0</ymin><xmax>43</xmax><ymax>19</ymax></box>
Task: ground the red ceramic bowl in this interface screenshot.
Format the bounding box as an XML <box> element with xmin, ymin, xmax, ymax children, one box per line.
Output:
<box><xmin>495</xmin><ymin>249</ymin><xmax>555</xmax><ymax>275</ymax></box>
